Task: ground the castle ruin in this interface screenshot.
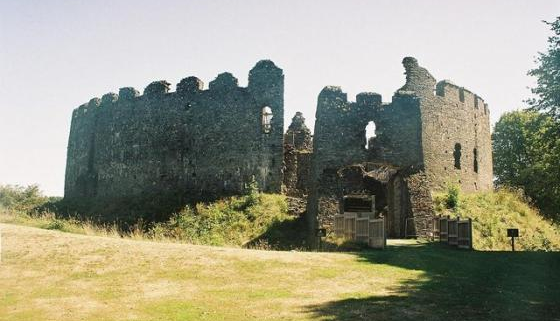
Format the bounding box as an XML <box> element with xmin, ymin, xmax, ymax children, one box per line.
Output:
<box><xmin>64</xmin><ymin>57</ymin><xmax>492</xmax><ymax>235</ymax></box>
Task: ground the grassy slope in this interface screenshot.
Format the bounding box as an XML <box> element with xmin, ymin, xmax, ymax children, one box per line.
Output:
<box><xmin>0</xmin><ymin>193</ymin><xmax>293</xmax><ymax>248</ymax></box>
<box><xmin>1</xmin><ymin>224</ymin><xmax>559</xmax><ymax>321</ymax></box>
<box><xmin>434</xmin><ymin>189</ymin><xmax>560</xmax><ymax>251</ymax></box>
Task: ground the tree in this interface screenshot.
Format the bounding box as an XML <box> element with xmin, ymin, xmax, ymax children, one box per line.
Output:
<box><xmin>527</xmin><ymin>17</ymin><xmax>560</xmax><ymax>121</ymax></box>
<box><xmin>493</xmin><ymin>111</ymin><xmax>560</xmax><ymax>220</ymax></box>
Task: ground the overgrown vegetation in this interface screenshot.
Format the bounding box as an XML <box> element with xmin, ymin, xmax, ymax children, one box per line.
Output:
<box><xmin>434</xmin><ymin>186</ymin><xmax>560</xmax><ymax>251</ymax></box>
<box><xmin>149</xmin><ymin>192</ymin><xmax>290</xmax><ymax>246</ymax></box>
<box><xmin>0</xmin><ymin>184</ymin><xmax>60</xmax><ymax>213</ymax></box>
<box><xmin>0</xmin><ymin>184</ymin><xmax>294</xmax><ymax>247</ymax></box>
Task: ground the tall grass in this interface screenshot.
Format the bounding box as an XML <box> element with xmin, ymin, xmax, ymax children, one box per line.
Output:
<box><xmin>434</xmin><ymin>187</ymin><xmax>560</xmax><ymax>251</ymax></box>
<box><xmin>0</xmin><ymin>210</ymin><xmax>121</xmax><ymax>237</ymax></box>
<box><xmin>0</xmin><ymin>183</ymin><xmax>291</xmax><ymax>247</ymax></box>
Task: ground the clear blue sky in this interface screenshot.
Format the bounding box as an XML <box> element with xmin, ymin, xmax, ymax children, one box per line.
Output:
<box><xmin>0</xmin><ymin>0</ymin><xmax>558</xmax><ymax>196</ymax></box>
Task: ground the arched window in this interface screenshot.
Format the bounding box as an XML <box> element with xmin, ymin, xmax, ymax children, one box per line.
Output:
<box><xmin>453</xmin><ymin>143</ymin><xmax>462</xmax><ymax>169</ymax></box>
<box><xmin>262</xmin><ymin>106</ymin><xmax>272</xmax><ymax>133</ymax></box>
<box><xmin>365</xmin><ymin>121</ymin><xmax>376</xmax><ymax>149</ymax></box>
<box><xmin>473</xmin><ymin>148</ymin><xmax>479</xmax><ymax>173</ymax></box>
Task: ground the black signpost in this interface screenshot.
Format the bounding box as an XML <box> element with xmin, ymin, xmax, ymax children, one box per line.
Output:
<box><xmin>315</xmin><ymin>228</ymin><xmax>326</xmax><ymax>251</ymax></box>
<box><xmin>507</xmin><ymin>228</ymin><xmax>519</xmax><ymax>251</ymax></box>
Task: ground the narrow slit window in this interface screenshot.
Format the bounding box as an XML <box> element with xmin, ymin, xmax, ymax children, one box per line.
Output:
<box><xmin>473</xmin><ymin>148</ymin><xmax>479</xmax><ymax>173</ymax></box>
<box><xmin>262</xmin><ymin>106</ymin><xmax>273</xmax><ymax>133</ymax></box>
<box><xmin>454</xmin><ymin>143</ymin><xmax>462</xmax><ymax>169</ymax></box>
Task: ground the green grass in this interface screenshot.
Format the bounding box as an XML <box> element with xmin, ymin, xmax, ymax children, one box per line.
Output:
<box><xmin>434</xmin><ymin>188</ymin><xmax>560</xmax><ymax>251</ymax></box>
<box><xmin>0</xmin><ymin>224</ymin><xmax>558</xmax><ymax>321</ymax></box>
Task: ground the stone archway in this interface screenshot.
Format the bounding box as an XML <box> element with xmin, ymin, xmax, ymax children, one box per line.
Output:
<box><xmin>337</xmin><ymin>163</ymin><xmax>405</xmax><ymax>238</ymax></box>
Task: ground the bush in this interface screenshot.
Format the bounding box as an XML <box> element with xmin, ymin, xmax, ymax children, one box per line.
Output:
<box><xmin>149</xmin><ymin>193</ymin><xmax>290</xmax><ymax>246</ymax></box>
<box><xmin>45</xmin><ymin>218</ymin><xmax>66</xmax><ymax>231</ymax></box>
<box><xmin>444</xmin><ymin>184</ymin><xmax>460</xmax><ymax>210</ymax></box>
<box><xmin>0</xmin><ymin>184</ymin><xmax>50</xmax><ymax>213</ymax></box>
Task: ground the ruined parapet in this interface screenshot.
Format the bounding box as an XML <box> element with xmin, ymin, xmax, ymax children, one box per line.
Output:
<box><xmin>435</xmin><ymin>80</ymin><xmax>483</xmax><ymax>111</ymax></box>
<box><xmin>397</xmin><ymin>57</ymin><xmax>436</xmax><ymax>96</ymax></box>
<box><xmin>283</xmin><ymin>112</ymin><xmax>313</xmax><ymax>197</ymax></box>
<box><xmin>284</xmin><ymin>112</ymin><xmax>312</xmax><ymax>151</ymax></box>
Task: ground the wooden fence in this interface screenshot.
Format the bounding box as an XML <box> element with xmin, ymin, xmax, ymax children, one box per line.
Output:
<box><xmin>334</xmin><ymin>214</ymin><xmax>385</xmax><ymax>249</ymax></box>
<box><xmin>435</xmin><ymin>216</ymin><xmax>473</xmax><ymax>250</ymax></box>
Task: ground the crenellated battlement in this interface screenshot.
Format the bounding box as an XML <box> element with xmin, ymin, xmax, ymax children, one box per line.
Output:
<box><xmin>435</xmin><ymin>80</ymin><xmax>487</xmax><ymax>113</ymax></box>
<box><xmin>356</xmin><ymin>92</ymin><xmax>382</xmax><ymax>106</ymax></box>
<box><xmin>209</xmin><ymin>72</ymin><xmax>238</xmax><ymax>91</ymax></box>
<box><xmin>70</xmin><ymin>59</ymin><xmax>284</xmax><ymax>119</ymax></box>
<box><xmin>177</xmin><ymin>77</ymin><xmax>204</xmax><ymax>94</ymax></box>
<box><xmin>319</xmin><ymin>86</ymin><xmax>347</xmax><ymax>102</ymax></box>
<box><xmin>119</xmin><ymin>87</ymin><xmax>140</xmax><ymax>101</ymax></box>
<box><xmin>101</xmin><ymin>93</ymin><xmax>118</xmax><ymax>105</ymax></box>
<box><xmin>144</xmin><ymin>80</ymin><xmax>171</xmax><ymax>97</ymax></box>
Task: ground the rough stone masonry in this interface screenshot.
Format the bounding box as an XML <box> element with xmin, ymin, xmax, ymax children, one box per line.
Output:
<box><xmin>64</xmin><ymin>57</ymin><xmax>492</xmax><ymax>235</ymax></box>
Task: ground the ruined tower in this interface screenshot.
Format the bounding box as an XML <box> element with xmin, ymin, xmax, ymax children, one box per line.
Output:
<box><xmin>64</xmin><ymin>60</ymin><xmax>284</xmax><ymax>221</ymax></box>
<box><xmin>283</xmin><ymin>112</ymin><xmax>313</xmax><ymax>197</ymax></box>
<box><xmin>306</xmin><ymin>57</ymin><xmax>493</xmax><ymax>238</ymax></box>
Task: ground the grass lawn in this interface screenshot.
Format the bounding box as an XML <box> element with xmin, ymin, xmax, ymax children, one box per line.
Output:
<box><xmin>1</xmin><ymin>223</ymin><xmax>559</xmax><ymax>321</ymax></box>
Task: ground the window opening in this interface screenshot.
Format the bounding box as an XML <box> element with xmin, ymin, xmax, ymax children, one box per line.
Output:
<box><xmin>365</xmin><ymin>121</ymin><xmax>376</xmax><ymax>149</ymax></box>
<box><xmin>262</xmin><ymin>106</ymin><xmax>273</xmax><ymax>133</ymax></box>
<box><xmin>454</xmin><ymin>143</ymin><xmax>462</xmax><ymax>169</ymax></box>
<box><xmin>473</xmin><ymin>148</ymin><xmax>479</xmax><ymax>173</ymax></box>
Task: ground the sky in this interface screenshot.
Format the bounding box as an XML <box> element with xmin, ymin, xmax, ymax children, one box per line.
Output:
<box><xmin>0</xmin><ymin>0</ymin><xmax>558</xmax><ymax>196</ymax></box>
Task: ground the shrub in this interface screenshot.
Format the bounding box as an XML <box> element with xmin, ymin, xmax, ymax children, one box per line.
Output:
<box><xmin>0</xmin><ymin>184</ymin><xmax>50</xmax><ymax>213</ymax></box>
<box><xmin>444</xmin><ymin>184</ymin><xmax>460</xmax><ymax>210</ymax></box>
<box><xmin>149</xmin><ymin>193</ymin><xmax>290</xmax><ymax>246</ymax></box>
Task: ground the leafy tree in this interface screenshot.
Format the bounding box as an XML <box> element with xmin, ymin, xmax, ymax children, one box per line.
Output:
<box><xmin>493</xmin><ymin>111</ymin><xmax>560</xmax><ymax>220</ymax></box>
<box><xmin>527</xmin><ymin>17</ymin><xmax>560</xmax><ymax>121</ymax></box>
<box><xmin>0</xmin><ymin>184</ymin><xmax>49</xmax><ymax>213</ymax></box>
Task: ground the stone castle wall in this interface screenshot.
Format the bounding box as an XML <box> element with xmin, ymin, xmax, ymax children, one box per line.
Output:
<box><xmin>64</xmin><ymin>60</ymin><xmax>284</xmax><ymax>220</ymax></box>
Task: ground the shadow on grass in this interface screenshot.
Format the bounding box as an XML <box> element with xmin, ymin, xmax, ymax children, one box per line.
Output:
<box><xmin>306</xmin><ymin>242</ymin><xmax>560</xmax><ymax>321</ymax></box>
<box><xmin>246</xmin><ymin>214</ymin><xmax>310</xmax><ymax>250</ymax></box>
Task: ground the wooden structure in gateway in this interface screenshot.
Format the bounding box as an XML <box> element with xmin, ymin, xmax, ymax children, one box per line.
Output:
<box><xmin>334</xmin><ymin>194</ymin><xmax>386</xmax><ymax>249</ymax></box>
